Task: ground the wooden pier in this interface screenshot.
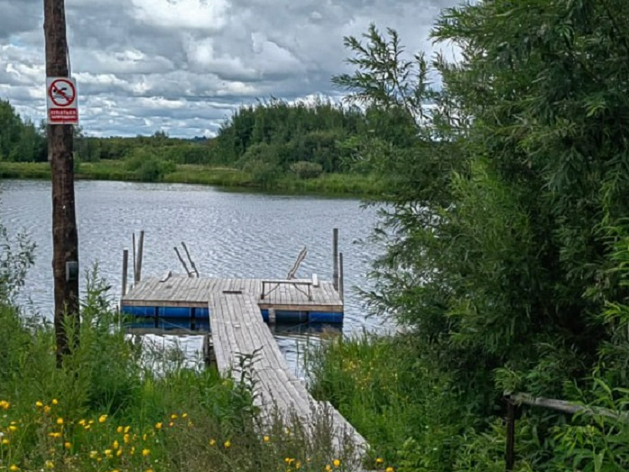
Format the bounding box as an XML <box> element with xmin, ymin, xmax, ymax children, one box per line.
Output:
<box><xmin>209</xmin><ymin>291</ymin><xmax>367</xmax><ymax>455</ymax></box>
<box><xmin>119</xmin><ymin>230</ymin><xmax>366</xmax><ymax>461</ymax></box>
<box><xmin>121</xmin><ymin>275</ymin><xmax>367</xmax><ymax>457</ymax></box>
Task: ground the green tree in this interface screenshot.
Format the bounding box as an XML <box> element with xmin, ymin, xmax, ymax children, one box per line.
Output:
<box><xmin>328</xmin><ymin>2</ymin><xmax>629</xmax><ymax>470</ymax></box>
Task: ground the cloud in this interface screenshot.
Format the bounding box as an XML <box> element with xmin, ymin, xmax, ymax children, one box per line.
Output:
<box><xmin>0</xmin><ymin>0</ymin><xmax>461</xmax><ymax>137</ymax></box>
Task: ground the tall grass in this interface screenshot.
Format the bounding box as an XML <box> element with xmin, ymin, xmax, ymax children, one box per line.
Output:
<box><xmin>308</xmin><ymin>333</ymin><xmax>469</xmax><ymax>472</ymax></box>
<box><xmin>0</xmin><ymin>270</ymin><xmax>365</xmax><ymax>472</ymax></box>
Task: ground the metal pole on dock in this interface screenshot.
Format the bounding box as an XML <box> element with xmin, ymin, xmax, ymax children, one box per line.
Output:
<box><xmin>333</xmin><ymin>228</ymin><xmax>339</xmax><ymax>291</ymax></box>
<box><xmin>339</xmin><ymin>252</ymin><xmax>344</xmax><ymax>302</ymax></box>
<box><xmin>135</xmin><ymin>230</ymin><xmax>145</xmax><ymax>283</ymax></box>
<box><xmin>121</xmin><ymin>249</ymin><xmax>128</xmax><ymax>296</ymax></box>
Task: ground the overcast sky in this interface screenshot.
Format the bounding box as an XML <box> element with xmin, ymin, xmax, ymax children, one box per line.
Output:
<box><xmin>0</xmin><ymin>0</ymin><xmax>461</xmax><ymax>138</ymax></box>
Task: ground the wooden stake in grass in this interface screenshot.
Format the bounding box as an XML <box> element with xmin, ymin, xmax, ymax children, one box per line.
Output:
<box><xmin>44</xmin><ymin>0</ymin><xmax>80</xmax><ymax>364</ymax></box>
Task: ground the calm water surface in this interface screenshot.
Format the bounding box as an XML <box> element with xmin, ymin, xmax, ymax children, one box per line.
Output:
<box><xmin>0</xmin><ymin>179</ymin><xmax>387</xmax><ymax>374</ymax></box>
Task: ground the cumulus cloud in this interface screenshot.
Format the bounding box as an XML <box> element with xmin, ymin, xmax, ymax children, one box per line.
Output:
<box><xmin>0</xmin><ymin>0</ymin><xmax>461</xmax><ymax>137</ymax></box>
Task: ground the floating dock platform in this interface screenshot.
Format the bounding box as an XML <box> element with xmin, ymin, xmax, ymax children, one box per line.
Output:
<box><xmin>121</xmin><ymin>275</ymin><xmax>344</xmax><ymax>332</ymax></box>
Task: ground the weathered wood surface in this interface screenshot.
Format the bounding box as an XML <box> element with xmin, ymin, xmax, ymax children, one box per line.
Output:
<box><xmin>209</xmin><ymin>292</ymin><xmax>368</xmax><ymax>457</ymax></box>
<box><xmin>122</xmin><ymin>276</ymin><xmax>343</xmax><ymax>312</ymax></box>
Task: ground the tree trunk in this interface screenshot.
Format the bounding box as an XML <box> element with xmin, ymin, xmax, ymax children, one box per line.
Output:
<box><xmin>44</xmin><ymin>0</ymin><xmax>80</xmax><ymax>365</ymax></box>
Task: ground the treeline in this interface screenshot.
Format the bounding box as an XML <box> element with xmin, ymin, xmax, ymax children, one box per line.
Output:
<box><xmin>1</xmin><ymin>96</ymin><xmax>420</xmax><ymax>186</ymax></box>
<box><xmin>0</xmin><ymin>100</ymin><xmax>215</xmax><ymax>166</ymax></box>
<box><xmin>212</xmin><ymin>98</ymin><xmax>417</xmax><ymax>182</ymax></box>
<box><xmin>0</xmin><ymin>100</ymin><xmax>46</xmax><ymax>162</ymax></box>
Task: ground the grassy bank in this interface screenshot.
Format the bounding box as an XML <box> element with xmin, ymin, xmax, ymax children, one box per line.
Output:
<box><xmin>0</xmin><ymin>161</ymin><xmax>387</xmax><ymax>197</ymax></box>
<box><xmin>0</xmin><ymin>275</ymin><xmax>368</xmax><ymax>472</ymax></box>
<box><xmin>308</xmin><ymin>334</ymin><xmax>466</xmax><ymax>472</ymax></box>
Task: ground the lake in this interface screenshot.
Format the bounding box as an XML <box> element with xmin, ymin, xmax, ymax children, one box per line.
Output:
<box><xmin>0</xmin><ymin>179</ymin><xmax>387</xmax><ymax>374</ymax></box>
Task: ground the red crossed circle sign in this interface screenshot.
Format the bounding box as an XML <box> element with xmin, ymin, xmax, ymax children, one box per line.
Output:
<box><xmin>48</xmin><ymin>78</ymin><xmax>76</xmax><ymax>107</ymax></box>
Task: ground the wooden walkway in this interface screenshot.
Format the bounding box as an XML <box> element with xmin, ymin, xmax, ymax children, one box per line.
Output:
<box><xmin>209</xmin><ymin>291</ymin><xmax>368</xmax><ymax>457</ymax></box>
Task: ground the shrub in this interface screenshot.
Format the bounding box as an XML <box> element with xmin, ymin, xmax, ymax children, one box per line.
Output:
<box><xmin>289</xmin><ymin>161</ymin><xmax>323</xmax><ymax>179</ymax></box>
<box><xmin>125</xmin><ymin>149</ymin><xmax>176</xmax><ymax>182</ymax></box>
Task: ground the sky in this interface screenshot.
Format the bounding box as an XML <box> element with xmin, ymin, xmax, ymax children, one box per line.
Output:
<box><xmin>0</xmin><ymin>0</ymin><xmax>462</xmax><ymax>138</ymax></box>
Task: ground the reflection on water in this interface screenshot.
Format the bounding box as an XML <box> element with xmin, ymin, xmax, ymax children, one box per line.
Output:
<box><xmin>0</xmin><ymin>179</ymin><xmax>388</xmax><ymax>376</ymax></box>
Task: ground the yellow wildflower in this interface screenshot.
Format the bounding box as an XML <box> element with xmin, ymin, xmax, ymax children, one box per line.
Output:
<box><xmin>48</xmin><ymin>432</ymin><xmax>62</xmax><ymax>439</ymax></box>
<box><xmin>52</xmin><ymin>399</ymin><xmax>59</xmax><ymax>405</ymax></box>
<box><xmin>130</xmin><ymin>446</ymin><xmax>135</xmax><ymax>455</ymax></box>
<box><xmin>116</xmin><ymin>448</ymin><xmax>123</xmax><ymax>457</ymax></box>
<box><xmin>142</xmin><ymin>433</ymin><xmax>148</xmax><ymax>441</ymax></box>
<box><xmin>385</xmin><ymin>468</ymin><xmax>394</xmax><ymax>472</ymax></box>
<box><xmin>296</xmin><ymin>461</ymin><xmax>302</xmax><ymax>469</ymax></box>
<box><xmin>98</xmin><ymin>414</ymin><xmax>108</xmax><ymax>423</ymax></box>
<box><xmin>2</xmin><ymin>439</ymin><xmax>10</xmax><ymax>445</ymax></box>
<box><xmin>182</xmin><ymin>413</ymin><xmax>188</xmax><ymax>418</ymax></box>
<box><xmin>45</xmin><ymin>460</ymin><xmax>54</xmax><ymax>469</ymax></box>
<box><xmin>124</xmin><ymin>425</ymin><xmax>131</xmax><ymax>433</ymax></box>
<box><xmin>224</xmin><ymin>440</ymin><xmax>231</xmax><ymax>448</ymax></box>
<box><xmin>0</xmin><ymin>400</ymin><xmax>9</xmax><ymax>410</ymax></box>
<box><xmin>187</xmin><ymin>421</ymin><xmax>194</xmax><ymax>427</ymax></box>
<box><xmin>333</xmin><ymin>459</ymin><xmax>341</xmax><ymax>467</ymax></box>
<box><xmin>155</xmin><ymin>422</ymin><xmax>162</xmax><ymax>430</ymax></box>
<box><xmin>8</xmin><ymin>425</ymin><xmax>18</xmax><ymax>432</ymax></box>
<box><xmin>56</xmin><ymin>418</ymin><xmax>64</xmax><ymax>426</ymax></box>
<box><xmin>170</xmin><ymin>414</ymin><xmax>178</xmax><ymax>420</ymax></box>
<box><xmin>35</xmin><ymin>401</ymin><xmax>44</xmax><ymax>408</ymax></box>
<box><xmin>375</xmin><ymin>458</ymin><xmax>384</xmax><ymax>465</ymax></box>
<box><xmin>142</xmin><ymin>448</ymin><xmax>151</xmax><ymax>457</ymax></box>
<box><xmin>116</xmin><ymin>426</ymin><xmax>123</xmax><ymax>434</ymax></box>
<box><xmin>168</xmin><ymin>421</ymin><xmax>174</xmax><ymax>427</ymax></box>
<box><xmin>89</xmin><ymin>451</ymin><xmax>99</xmax><ymax>459</ymax></box>
<box><xmin>9</xmin><ymin>465</ymin><xmax>19</xmax><ymax>471</ymax></box>
<box><xmin>43</xmin><ymin>405</ymin><xmax>51</xmax><ymax>414</ymax></box>
<box><xmin>123</xmin><ymin>433</ymin><xmax>130</xmax><ymax>444</ymax></box>
<box><xmin>78</xmin><ymin>419</ymin><xmax>86</xmax><ymax>426</ymax></box>
<box><xmin>113</xmin><ymin>440</ymin><xmax>120</xmax><ymax>449</ymax></box>
<box><xmin>325</xmin><ymin>465</ymin><xmax>332</xmax><ymax>472</ymax></box>
<box><xmin>145</xmin><ymin>469</ymin><xmax>155</xmax><ymax>472</ymax></box>
<box><xmin>209</xmin><ymin>439</ymin><xmax>216</xmax><ymax>446</ymax></box>
<box><xmin>263</xmin><ymin>435</ymin><xmax>270</xmax><ymax>443</ymax></box>
<box><xmin>285</xmin><ymin>458</ymin><xmax>295</xmax><ymax>464</ymax></box>
<box><xmin>64</xmin><ymin>442</ymin><xmax>72</xmax><ymax>450</ymax></box>
<box><xmin>104</xmin><ymin>449</ymin><xmax>113</xmax><ymax>458</ymax></box>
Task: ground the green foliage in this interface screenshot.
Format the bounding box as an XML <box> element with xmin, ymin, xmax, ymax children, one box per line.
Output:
<box><xmin>309</xmin><ymin>2</ymin><xmax>629</xmax><ymax>471</ymax></box>
<box><xmin>289</xmin><ymin>161</ymin><xmax>323</xmax><ymax>179</ymax></box>
<box><xmin>125</xmin><ymin>149</ymin><xmax>176</xmax><ymax>182</ymax></box>
<box><xmin>0</xmin><ymin>100</ymin><xmax>46</xmax><ymax>162</ymax></box>
<box><xmin>309</xmin><ymin>334</ymin><xmax>467</xmax><ymax>472</ymax></box>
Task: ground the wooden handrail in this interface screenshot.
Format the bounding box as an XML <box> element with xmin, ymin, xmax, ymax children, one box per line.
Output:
<box><xmin>504</xmin><ymin>392</ymin><xmax>629</xmax><ymax>471</ymax></box>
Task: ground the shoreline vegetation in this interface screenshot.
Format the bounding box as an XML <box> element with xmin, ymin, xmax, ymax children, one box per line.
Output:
<box><xmin>0</xmin><ymin>161</ymin><xmax>388</xmax><ymax>197</ymax></box>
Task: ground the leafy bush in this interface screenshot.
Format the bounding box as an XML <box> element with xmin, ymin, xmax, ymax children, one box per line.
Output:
<box><xmin>125</xmin><ymin>149</ymin><xmax>176</xmax><ymax>182</ymax></box>
<box><xmin>289</xmin><ymin>161</ymin><xmax>323</xmax><ymax>179</ymax></box>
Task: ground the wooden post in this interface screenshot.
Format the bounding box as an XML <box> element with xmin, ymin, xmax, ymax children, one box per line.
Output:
<box><xmin>339</xmin><ymin>252</ymin><xmax>344</xmax><ymax>302</ymax></box>
<box><xmin>45</xmin><ymin>0</ymin><xmax>79</xmax><ymax>365</ymax></box>
<box><xmin>121</xmin><ymin>249</ymin><xmax>128</xmax><ymax>297</ymax></box>
<box><xmin>333</xmin><ymin>228</ymin><xmax>339</xmax><ymax>291</ymax></box>
<box><xmin>135</xmin><ymin>230</ymin><xmax>144</xmax><ymax>283</ymax></box>
<box><xmin>506</xmin><ymin>400</ymin><xmax>516</xmax><ymax>471</ymax></box>
<box><xmin>132</xmin><ymin>232</ymin><xmax>137</xmax><ymax>282</ymax></box>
